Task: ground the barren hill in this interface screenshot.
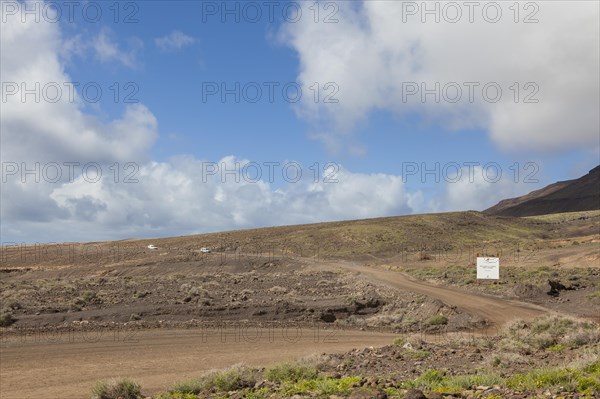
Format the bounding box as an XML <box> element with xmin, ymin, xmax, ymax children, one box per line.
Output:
<box><xmin>485</xmin><ymin>165</ymin><xmax>600</xmax><ymax>217</ymax></box>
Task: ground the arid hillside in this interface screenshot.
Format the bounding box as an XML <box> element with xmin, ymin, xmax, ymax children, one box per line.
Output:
<box><xmin>485</xmin><ymin>165</ymin><xmax>600</xmax><ymax>217</ymax></box>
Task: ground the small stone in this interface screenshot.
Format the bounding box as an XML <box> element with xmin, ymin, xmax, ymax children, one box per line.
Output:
<box><xmin>404</xmin><ymin>389</ymin><xmax>427</xmax><ymax>399</ymax></box>
<box><xmin>349</xmin><ymin>389</ymin><xmax>387</xmax><ymax>399</ymax></box>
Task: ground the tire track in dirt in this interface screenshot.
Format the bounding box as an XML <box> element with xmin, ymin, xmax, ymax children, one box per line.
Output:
<box><xmin>319</xmin><ymin>260</ymin><xmax>549</xmax><ymax>327</ymax></box>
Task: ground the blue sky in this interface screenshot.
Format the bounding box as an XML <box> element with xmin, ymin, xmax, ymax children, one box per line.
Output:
<box><xmin>1</xmin><ymin>0</ymin><xmax>599</xmax><ymax>243</ymax></box>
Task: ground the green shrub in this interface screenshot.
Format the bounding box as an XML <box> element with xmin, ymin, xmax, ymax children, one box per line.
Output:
<box><xmin>167</xmin><ymin>379</ymin><xmax>204</xmax><ymax>395</ymax></box>
<box><xmin>264</xmin><ymin>362</ymin><xmax>319</xmax><ymax>383</ymax></box>
<box><xmin>530</xmin><ymin>332</ymin><xmax>555</xmax><ymax>350</ymax></box>
<box><xmin>165</xmin><ymin>366</ymin><xmax>258</xmax><ymax>395</ymax></box>
<box><xmin>403</xmin><ymin>369</ymin><xmax>445</xmax><ymax>389</ymax></box>
<box><xmin>91</xmin><ymin>378</ymin><xmax>142</xmax><ymax>399</ymax></box>
<box><xmin>420</xmin><ymin>369</ymin><xmax>445</xmax><ymax>384</ymax></box>
<box><xmin>427</xmin><ymin>315</ymin><xmax>448</xmax><ymax>326</ymax></box>
<box><xmin>507</xmin><ymin>368</ymin><xmax>582</xmax><ymax>391</ymax></box>
<box><xmin>441</xmin><ymin>373</ymin><xmax>503</xmax><ymax>390</ymax></box>
<box><xmin>192</xmin><ymin>365</ymin><xmax>259</xmax><ymax>393</ymax></box>
<box><xmin>577</xmin><ymin>376</ymin><xmax>600</xmax><ymax>393</ymax></box>
<box><xmin>546</xmin><ymin>343</ymin><xmax>567</xmax><ymax>351</ymax></box>
<box><xmin>82</xmin><ymin>290</ymin><xmax>96</xmax><ymax>303</ymax></box>
<box><xmin>156</xmin><ymin>392</ymin><xmax>198</xmax><ymax>399</ymax></box>
<box><xmin>584</xmin><ymin>359</ymin><xmax>600</xmax><ymax>374</ymax></box>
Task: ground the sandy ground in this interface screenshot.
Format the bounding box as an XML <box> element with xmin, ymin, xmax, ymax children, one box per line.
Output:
<box><xmin>0</xmin><ymin>327</ymin><xmax>398</xmax><ymax>399</ymax></box>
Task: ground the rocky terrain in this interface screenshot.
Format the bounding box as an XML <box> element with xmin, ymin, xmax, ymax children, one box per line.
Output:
<box><xmin>92</xmin><ymin>315</ymin><xmax>599</xmax><ymax>398</ymax></box>
<box><xmin>1</xmin><ymin>210</ymin><xmax>598</xmax><ymax>398</ymax></box>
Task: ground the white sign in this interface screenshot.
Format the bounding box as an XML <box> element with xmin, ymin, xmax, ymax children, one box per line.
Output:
<box><xmin>476</xmin><ymin>257</ymin><xmax>500</xmax><ymax>280</ymax></box>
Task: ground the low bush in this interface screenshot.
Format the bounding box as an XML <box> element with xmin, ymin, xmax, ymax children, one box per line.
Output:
<box><xmin>0</xmin><ymin>312</ymin><xmax>16</xmax><ymax>327</ymax></box>
<box><xmin>264</xmin><ymin>362</ymin><xmax>318</xmax><ymax>383</ymax></box>
<box><xmin>91</xmin><ymin>378</ymin><xmax>141</xmax><ymax>399</ymax></box>
<box><xmin>427</xmin><ymin>314</ymin><xmax>448</xmax><ymax>326</ymax></box>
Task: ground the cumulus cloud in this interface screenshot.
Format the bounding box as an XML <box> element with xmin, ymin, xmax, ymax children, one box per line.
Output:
<box><xmin>0</xmin><ymin>12</ymin><xmax>156</xmax><ymax>165</ymax></box>
<box><xmin>155</xmin><ymin>30</ymin><xmax>196</xmax><ymax>51</ymax></box>
<box><xmin>2</xmin><ymin>1</ymin><xmax>563</xmax><ymax>244</ymax></box>
<box><xmin>45</xmin><ymin>158</ymin><xmax>415</xmax><ymax>241</ymax></box>
<box><xmin>280</xmin><ymin>1</ymin><xmax>600</xmax><ymax>153</ymax></box>
<box><xmin>0</xmin><ymin>3</ymin><xmax>418</xmax><ymax>243</ymax></box>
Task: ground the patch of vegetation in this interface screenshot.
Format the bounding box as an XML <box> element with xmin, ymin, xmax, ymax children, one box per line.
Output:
<box><xmin>82</xmin><ymin>290</ymin><xmax>96</xmax><ymax>303</ymax></box>
<box><xmin>91</xmin><ymin>378</ymin><xmax>142</xmax><ymax>399</ymax></box>
<box><xmin>501</xmin><ymin>315</ymin><xmax>600</xmax><ymax>352</ymax></box>
<box><xmin>3</xmin><ymin>301</ymin><xmax>22</xmax><ymax>311</ymax></box>
<box><xmin>506</xmin><ymin>361</ymin><xmax>600</xmax><ymax>394</ymax></box>
<box><xmin>264</xmin><ymin>362</ymin><xmax>319</xmax><ymax>383</ymax></box>
<box><xmin>0</xmin><ymin>311</ymin><xmax>17</xmax><ymax>327</ymax></box>
<box><xmin>281</xmin><ymin>375</ymin><xmax>361</xmax><ymax>397</ymax></box>
<box><xmin>164</xmin><ymin>365</ymin><xmax>259</xmax><ymax>395</ymax></box>
<box><xmin>399</xmin><ymin>358</ymin><xmax>599</xmax><ymax>395</ymax></box>
<box><xmin>163</xmin><ymin>379</ymin><xmax>204</xmax><ymax>396</ymax></box>
<box><xmin>162</xmin><ymin>371</ymin><xmax>359</xmax><ymax>399</ymax></box>
<box><xmin>402</xmin><ymin>369</ymin><xmax>445</xmax><ymax>390</ymax></box>
<box><xmin>156</xmin><ymin>350</ymin><xmax>600</xmax><ymax>398</ymax></box>
<box><xmin>157</xmin><ymin>393</ymin><xmax>198</xmax><ymax>399</ymax></box>
<box><xmin>588</xmin><ymin>289</ymin><xmax>600</xmax><ymax>300</ymax></box>
<box><xmin>427</xmin><ymin>314</ymin><xmax>448</xmax><ymax>326</ymax></box>
<box><xmin>546</xmin><ymin>343</ymin><xmax>568</xmax><ymax>351</ymax></box>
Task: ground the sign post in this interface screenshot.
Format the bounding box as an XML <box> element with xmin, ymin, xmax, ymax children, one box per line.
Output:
<box><xmin>476</xmin><ymin>256</ymin><xmax>500</xmax><ymax>280</ymax></box>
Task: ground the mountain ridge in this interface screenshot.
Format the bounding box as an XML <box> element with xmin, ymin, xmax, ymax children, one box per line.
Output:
<box><xmin>485</xmin><ymin>165</ymin><xmax>600</xmax><ymax>217</ymax></box>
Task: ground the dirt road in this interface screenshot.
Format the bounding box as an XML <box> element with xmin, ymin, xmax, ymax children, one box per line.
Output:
<box><xmin>0</xmin><ymin>328</ymin><xmax>397</xmax><ymax>398</ymax></box>
<box><xmin>319</xmin><ymin>261</ymin><xmax>549</xmax><ymax>327</ymax></box>
<box><xmin>0</xmin><ymin>261</ymin><xmax>550</xmax><ymax>398</ymax></box>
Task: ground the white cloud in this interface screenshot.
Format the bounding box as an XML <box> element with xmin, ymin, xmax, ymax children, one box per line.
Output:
<box><xmin>92</xmin><ymin>27</ymin><xmax>141</xmax><ymax>69</ymax></box>
<box><xmin>44</xmin><ymin>158</ymin><xmax>415</xmax><ymax>241</ymax></box>
<box><xmin>0</xmin><ymin>5</ymin><xmax>418</xmax><ymax>243</ymax></box>
<box><xmin>155</xmin><ymin>31</ymin><xmax>196</xmax><ymax>52</ymax></box>
<box><xmin>432</xmin><ymin>166</ymin><xmax>537</xmax><ymax>213</ymax></box>
<box><xmin>1</xmin><ymin>1</ymin><xmax>561</xmax><ymax>244</ymax></box>
<box><xmin>0</xmin><ymin>6</ymin><xmax>157</xmax><ymax>166</ymax></box>
<box><xmin>280</xmin><ymin>1</ymin><xmax>600</xmax><ymax>153</ymax></box>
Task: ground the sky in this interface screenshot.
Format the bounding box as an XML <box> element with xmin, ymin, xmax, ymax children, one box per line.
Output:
<box><xmin>1</xmin><ymin>0</ymin><xmax>599</xmax><ymax>244</ymax></box>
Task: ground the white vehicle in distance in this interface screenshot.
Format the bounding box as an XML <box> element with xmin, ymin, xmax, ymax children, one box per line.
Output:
<box><xmin>147</xmin><ymin>244</ymin><xmax>158</xmax><ymax>250</ymax></box>
<box><xmin>200</xmin><ymin>247</ymin><xmax>210</xmax><ymax>253</ymax></box>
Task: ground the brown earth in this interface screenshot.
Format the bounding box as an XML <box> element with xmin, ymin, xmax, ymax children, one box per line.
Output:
<box><xmin>0</xmin><ymin>210</ymin><xmax>598</xmax><ymax>397</ymax></box>
<box><xmin>0</xmin><ymin>327</ymin><xmax>397</xmax><ymax>399</ymax></box>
